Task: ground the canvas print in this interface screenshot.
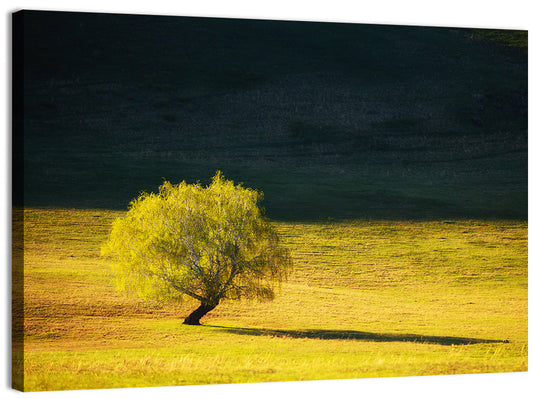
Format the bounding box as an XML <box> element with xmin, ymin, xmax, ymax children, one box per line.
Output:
<box><xmin>12</xmin><ymin>10</ymin><xmax>527</xmax><ymax>392</ymax></box>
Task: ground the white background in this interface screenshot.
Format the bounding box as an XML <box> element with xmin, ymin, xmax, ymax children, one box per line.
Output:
<box><xmin>1</xmin><ymin>1</ymin><xmax>531</xmax><ymax>398</ymax></box>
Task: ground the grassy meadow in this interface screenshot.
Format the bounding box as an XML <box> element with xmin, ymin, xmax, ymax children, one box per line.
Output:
<box><xmin>14</xmin><ymin>11</ymin><xmax>527</xmax><ymax>392</ymax></box>
<box><xmin>17</xmin><ymin>208</ymin><xmax>527</xmax><ymax>390</ymax></box>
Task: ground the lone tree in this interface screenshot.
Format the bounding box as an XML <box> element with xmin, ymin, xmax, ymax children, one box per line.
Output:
<box><xmin>101</xmin><ymin>172</ymin><xmax>292</xmax><ymax>325</ymax></box>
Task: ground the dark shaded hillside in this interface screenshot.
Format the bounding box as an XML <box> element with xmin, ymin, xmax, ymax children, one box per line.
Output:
<box><xmin>15</xmin><ymin>10</ymin><xmax>527</xmax><ymax>220</ymax></box>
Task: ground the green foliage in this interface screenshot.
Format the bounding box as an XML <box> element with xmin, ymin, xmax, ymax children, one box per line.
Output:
<box><xmin>101</xmin><ymin>172</ymin><xmax>292</xmax><ymax>311</ymax></box>
<box><xmin>470</xmin><ymin>29</ymin><xmax>528</xmax><ymax>51</ymax></box>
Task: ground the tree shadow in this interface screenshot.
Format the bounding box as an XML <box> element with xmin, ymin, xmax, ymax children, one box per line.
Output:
<box><xmin>207</xmin><ymin>326</ymin><xmax>509</xmax><ymax>346</ymax></box>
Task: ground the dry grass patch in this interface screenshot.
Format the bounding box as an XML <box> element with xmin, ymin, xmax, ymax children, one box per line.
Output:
<box><xmin>18</xmin><ymin>208</ymin><xmax>527</xmax><ymax>391</ymax></box>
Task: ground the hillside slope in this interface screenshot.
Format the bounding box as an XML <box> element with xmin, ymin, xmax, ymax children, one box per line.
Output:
<box><xmin>16</xmin><ymin>11</ymin><xmax>527</xmax><ymax>220</ymax></box>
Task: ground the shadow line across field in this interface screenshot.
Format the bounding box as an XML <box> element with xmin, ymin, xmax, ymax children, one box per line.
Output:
<box><xmin>208</xmin><ymin>326</ymin><xmax>508</xmax><ymax>346</ymax></box>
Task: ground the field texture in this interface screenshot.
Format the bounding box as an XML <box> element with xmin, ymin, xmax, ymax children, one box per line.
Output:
<box><xmin>14</xmin><ymin>11</ymin><xmax>527</xmax><ymax>392</ymax></box>
<box><xmin>18</xmin><ymin>12</ymin><xmax>527</xmax><ymax>221</ymax></box>
<box><xmin>17</xmin><ymin>208</ymin><xmax>527</xmax><ymax>390</ymax></box>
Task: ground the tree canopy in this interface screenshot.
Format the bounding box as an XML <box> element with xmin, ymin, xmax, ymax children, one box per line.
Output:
<box><xmin>101</xmin><ymin>172</ymin><xmax>292</xmax><ymax>324</ymax></box>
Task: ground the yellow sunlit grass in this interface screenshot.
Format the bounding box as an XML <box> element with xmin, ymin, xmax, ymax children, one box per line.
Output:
<box><xmin>18</xmin><ymin>208</ymin><xmax>527</xmax><ymax>391</ymax></box>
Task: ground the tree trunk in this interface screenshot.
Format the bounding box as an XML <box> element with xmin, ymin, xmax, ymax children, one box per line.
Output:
<box><xmin>183</xmin><ymin>303</ymin><xmax>217</xmax><ymax>325</ymax></box>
